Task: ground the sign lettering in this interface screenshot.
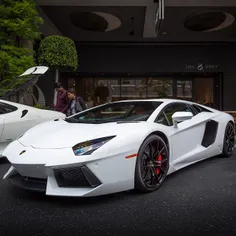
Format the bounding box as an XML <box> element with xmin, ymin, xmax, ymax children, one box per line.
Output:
<box><xmin>185</xmin><ymin>63</ymin><xmax>219</xmax><ymax>71</ymax></box>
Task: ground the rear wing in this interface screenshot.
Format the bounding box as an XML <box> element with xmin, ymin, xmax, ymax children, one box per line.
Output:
<box><xmin>0</xmin><ymin>66</ymin><xmax>49</xmax><ymax>99</ymax></box>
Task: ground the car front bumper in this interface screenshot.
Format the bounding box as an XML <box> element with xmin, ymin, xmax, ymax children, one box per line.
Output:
<box><xmin>5</xmin><ymin>164</ymin><xmax>102</xmax><ymax>195</ymax></box>
<box><xmin>3</xmin><ymin>141</ymin><xmax>137</xmax><ymax>197</ymax></box>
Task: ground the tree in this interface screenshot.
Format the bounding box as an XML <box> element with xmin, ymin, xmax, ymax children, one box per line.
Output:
<box><xmin>38</xmin><ymin>35</ymin><xmax>78</xmax><ymax>71</ymax></box>
<box><xmin>0</xmin><ymin>0</ymin><xmax>43</xmax><ymax>96</ymax></box>
<box><xmin>38</xmin><ymin>35</ymin><xmax>78</xmax><ymax>103</ymax></box>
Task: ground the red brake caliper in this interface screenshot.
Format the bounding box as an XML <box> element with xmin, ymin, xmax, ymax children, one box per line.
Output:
<box><xmin>155</xmin><ymin>154</ymin><xmax>162</xmax><ymax>174</ymax></box>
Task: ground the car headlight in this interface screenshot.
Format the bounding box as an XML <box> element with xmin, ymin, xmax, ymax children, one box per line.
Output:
<box><xmin>72</xmin><ymin>136</ymin><xmax>116</xmax><ymax>156</ymax></box>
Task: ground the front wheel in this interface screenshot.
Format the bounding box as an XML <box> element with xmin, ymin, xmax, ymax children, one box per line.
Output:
<box><xmin>221</xmin><ymin>122</ymin><xmax>235</xmax><ymax>157</ymax></box>
<box><xmin>134</xmin><ymin>134</ymin><xmax>169</xmax><ymax>193</ymax></box>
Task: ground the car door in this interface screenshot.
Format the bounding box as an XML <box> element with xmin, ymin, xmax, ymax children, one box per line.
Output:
<box><xmin>156</xmin><ymin>102</ymin><xmax>217</xmax><ymax>165</ymax></box>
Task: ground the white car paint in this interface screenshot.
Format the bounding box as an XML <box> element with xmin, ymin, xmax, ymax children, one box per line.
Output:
<box><xmin>2</xmin><ymin>99</ymin><xmax>234</xmax><ymax>197</ymax></box>
<box><xmin>19</xmin><ymin>66</ymin><xmax>49</xmax><ymax>77</ymax></box>
<box><xmin>0</xmin><ymin>99</ymin><xmax>65</xmax><ymax>156</ymax></box>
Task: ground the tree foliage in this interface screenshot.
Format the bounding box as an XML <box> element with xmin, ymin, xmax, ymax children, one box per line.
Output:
<box><xmin>38</xmin><ymin>35</ymin><xmax>78</xmax><ymax>71</ymax></box>
<box><xmin>0</xmin><ymin>0</ymin><xmax>43</xmax><ymax>95</ymax></box>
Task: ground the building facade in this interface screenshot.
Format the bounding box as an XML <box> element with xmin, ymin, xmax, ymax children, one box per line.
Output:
<box><xmin>35</xmin><ymin>0</ymin><xmax>236</xmax><ymax>113</ymax></box>
<box><xmin>53</xmin><ymin>44</ymin><xmax>236</xmax><ymax>111</ymax></box>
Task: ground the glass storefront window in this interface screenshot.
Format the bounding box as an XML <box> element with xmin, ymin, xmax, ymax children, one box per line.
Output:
<box><xmin>107</xmin><ymin>79</ymin><xmax>121</xmax><ymax>102</ymax></box>
<box><xmin>82</xmin><ymin>78</ymin><xmax>94</xmax><ymax>108</ymax></box>
<box><xmin>81</xmin><ymin>77</ymin><xmax>175</xmax><ymax>106</ymax></box>
<box><xmin>121</xmin><ymin>78</ymin><xmax>147</xmax><ymax>100</ymax></box>
<box><xmin>147</xmin><ymin>78</ymin><xmax>173</xmax><ymax>98</ymax></box>
<box><xmin>177</xmin><ymin>80</ymin><xmax>192</xmax><ymax>100</ymax></box>
<box><xmin>79</xmin><ymin>77</ymin><xmax>199</xmax><ymax>108</ymax></box>
<box><xmin>71</xmin><ymin>75</ymin><xmax>219</xmax><ymax>111</ymax></box>
<box><xmin>195</xmin><ymin>78</ymin><xmax>213</xmax><ymax>106</ymax></box>
<box><xmin>94</xmin><ymin>79</ymin><xmax>121</xmax><ymax>105</ymax></box>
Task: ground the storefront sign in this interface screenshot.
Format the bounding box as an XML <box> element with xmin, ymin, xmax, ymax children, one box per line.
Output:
<box><xmin>185</xmin><ymin>63</ymin><xmax>219</xmax><ymax>71</ymax></box>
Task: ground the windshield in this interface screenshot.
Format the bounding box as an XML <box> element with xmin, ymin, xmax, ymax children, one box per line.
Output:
<box><xmin>65</xmin><ymin>101</ymin><xmax>162</xmax><ymax>124</ymax></box>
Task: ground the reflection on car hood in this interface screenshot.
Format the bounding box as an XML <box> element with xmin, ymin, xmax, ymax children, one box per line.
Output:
<box><xmin>18</xmin><ymin>119</ymin><xmax>149</xmax><ymax>149</ymax></box>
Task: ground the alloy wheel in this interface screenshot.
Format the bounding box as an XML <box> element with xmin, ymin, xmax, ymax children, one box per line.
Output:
<box><xmin>140</xmin><ymin>138</ymin><xmax>169</xmax><ymax>189</ymax></box>
<box><xmin>224</xmin><ymin>123</ymin><xmax>235</xmax><ymax>155</ymax></box>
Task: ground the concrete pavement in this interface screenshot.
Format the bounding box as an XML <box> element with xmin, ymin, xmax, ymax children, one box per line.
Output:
<box><xmin>0</xmin><ymin>154</ymin><xmax>236</xmax><ymax>236</ymax></box>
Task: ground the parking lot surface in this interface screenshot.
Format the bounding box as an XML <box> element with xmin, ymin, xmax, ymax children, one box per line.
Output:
<box><xmin>0</xmin><ymin>154</ymin><xmax>236</xmax><ymax>236</ymax></box>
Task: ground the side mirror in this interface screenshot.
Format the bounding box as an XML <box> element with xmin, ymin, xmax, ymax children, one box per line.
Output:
<box><xmin>172</xmin><ymin>111</ymin><xmax>193</xmax><ymax>128</ymax></box>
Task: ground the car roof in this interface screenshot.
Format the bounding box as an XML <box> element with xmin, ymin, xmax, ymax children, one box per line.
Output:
<box><xmin>112</xmin><ymin>98</ymin><xmax>193</xmax><ymax>104</ymax></box>
<box><xmin>111</xmin><ymin>98</ymin><xmax>219</xmax><ymax>113</ymax></box>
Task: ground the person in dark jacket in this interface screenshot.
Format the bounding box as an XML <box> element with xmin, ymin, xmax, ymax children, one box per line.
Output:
<box><xmin>54</xmin><ymin>82</ymin><xmax>69</xmax><ymax>114</ymax></box>
<box><xmin>67</xmin><ymin>88</ymin><xmax>87</xmax><ymax>116</ymax></box>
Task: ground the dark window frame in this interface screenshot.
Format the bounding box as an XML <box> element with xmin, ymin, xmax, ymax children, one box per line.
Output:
<box><xmin>155</xmin><ymin>102</ymin><xmax>198</xmax><ymax>126</ymax></box>
<box><xmin>192</xmin><ymin>104</ymin><xmax>212</xmax><ymax>114</ymax></box>
<box><xmin>0</xmin><ymin>102</ymin><xmax>18</xmax><ymax>115</ymax></box>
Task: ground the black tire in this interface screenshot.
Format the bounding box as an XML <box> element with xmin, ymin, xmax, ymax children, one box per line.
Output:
<box><xmin>134</xmin><ymin>134</ymin><xmax>169</xmax><ymax>193</ymax></box>
<box><xmin>221</xmin><ymin>122</ymin><xmax>235</xmax><ymax>158</ymax></box>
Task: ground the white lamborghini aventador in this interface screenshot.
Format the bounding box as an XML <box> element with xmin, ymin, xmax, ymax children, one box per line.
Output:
<box><xmin>2</xmin><ymin>99</ymin><xmax>235</xmax><ymax>197</ymax></box>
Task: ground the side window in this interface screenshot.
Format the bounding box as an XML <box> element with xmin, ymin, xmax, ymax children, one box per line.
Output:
<box><xmin>192</xmin><ymin>104</ymin><xmax>212</xmax><ymax>113</ymax></box>
<box><xmin>187</xmin><ymin>105</ymin><xmax>198</xmax><ymax>116</ymax></box>
<box><xmin>192</xmin><ymin>105</ymin><xmax>201</xmax><ymax>113</ymax></box>
<box><xmin>163</xmin><ymin>103</ymin><xmax>193</xmax><ymax>126</ymax></box>
<box><xmin>163</xmin><ymin>105</ymin><xmax>175</xmax><ymax>125</ymax></box>
<box><xmin>155</xmin><ymin>111</ymin><xmax>169</xmax><ymax>126</ymax></box>
<box><xmin>0</xmin><ymin>102</ymin><xmax>18</xmax><ymax>115</ymax></box>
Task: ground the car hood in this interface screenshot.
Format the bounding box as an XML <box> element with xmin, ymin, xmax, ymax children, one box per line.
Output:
<box><xmin>18</xmin><ymin>119</ymin><xmax>150</xmax><ymax>149</ymax></box>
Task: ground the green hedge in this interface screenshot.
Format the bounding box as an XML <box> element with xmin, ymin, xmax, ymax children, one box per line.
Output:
<box><xmin>38</xmin><ymin>35</ymin><xmax>78</xmax><ymax>71</ymax></box>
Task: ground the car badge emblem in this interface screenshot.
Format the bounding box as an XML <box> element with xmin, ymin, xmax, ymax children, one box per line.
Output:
<box><xmin>19</xmin><ymin>150</ymin><xmax>26</xmax><ymax>155</ymax></box>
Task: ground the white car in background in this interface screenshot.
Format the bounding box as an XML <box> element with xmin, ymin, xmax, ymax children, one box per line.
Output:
<box><xmin>0</xmin><ymin>99</ymin><xmax>65</xmax><ymax>157</ymax></box>
<box><xmin>0</xmin><ymin>65</ymin><xmax>66</xmax><ymax>158</ymax></box>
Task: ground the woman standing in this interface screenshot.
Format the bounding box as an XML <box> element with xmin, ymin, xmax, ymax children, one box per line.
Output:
<box><xmin>67</xmin><ymin>88</ymin><xmax>87</xmax><ymax>116</ymax></box>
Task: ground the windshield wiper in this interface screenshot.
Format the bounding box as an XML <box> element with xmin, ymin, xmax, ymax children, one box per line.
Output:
<box><xmin>64</xmin><ymin>118</ymin><xmax>111</xmax><ymax>124</ymax></box>
<box><xmin>117</xmin><ymin>121</ymin><xmax>142</xmax><ymax>124</ymax></box>
<box><xmin>91</xmin><ymin>120</ymin><xmax>116</xmax><ymax>124</ymax></box>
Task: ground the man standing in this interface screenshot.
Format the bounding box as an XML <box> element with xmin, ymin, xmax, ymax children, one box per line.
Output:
<box><xmin>95</xmin><ymin>81</ymin><xmax>109</xmax><ymax>105</ymax></box>
<box><xmin>54</xmin><ymin>82</ymin><xmax>69</xmax><ymax>114</ymax></box>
